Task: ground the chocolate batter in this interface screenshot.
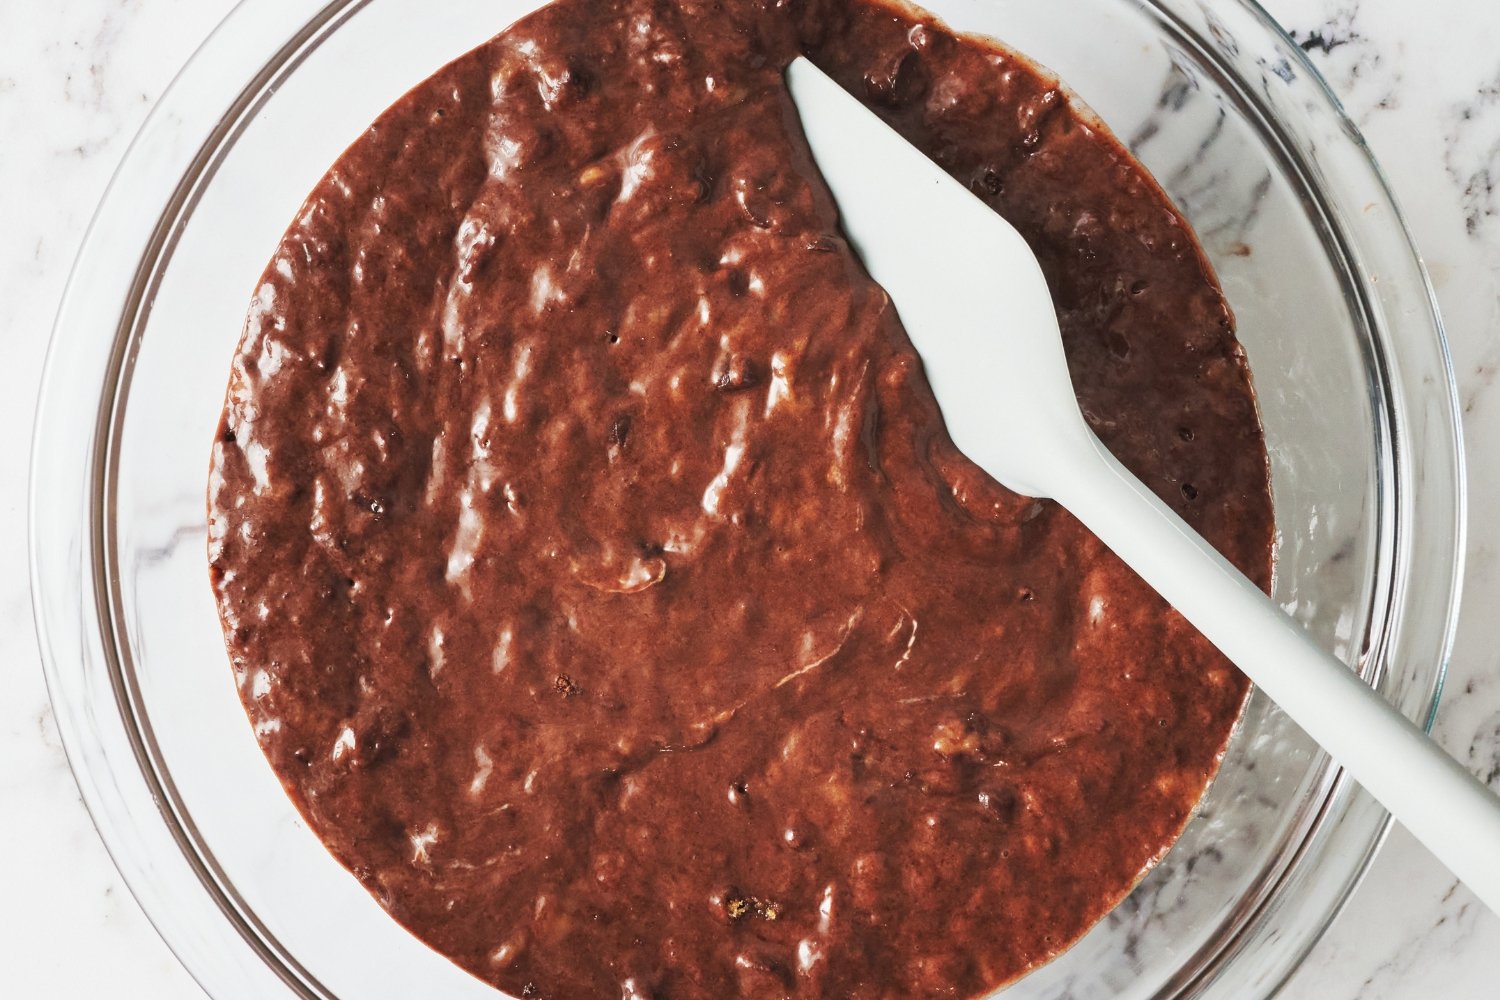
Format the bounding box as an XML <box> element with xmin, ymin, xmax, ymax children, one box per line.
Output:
<box><xmin>208</xmin><ymin>1</ymin><xmax>1273</xmax><ymax>996</ymax></box>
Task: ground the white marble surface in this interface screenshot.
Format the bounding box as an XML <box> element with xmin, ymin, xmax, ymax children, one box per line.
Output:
<box><xmin>3</xmin><ymin>0</ymin><xmax>1498</xmax><ymax>996</ymax></box>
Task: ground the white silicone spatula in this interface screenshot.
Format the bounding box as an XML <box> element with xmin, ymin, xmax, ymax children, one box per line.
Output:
<box><xmin>786</xmin><ymin>56</ymin><xmax>1500</xmax><ymax>913</ymax></box>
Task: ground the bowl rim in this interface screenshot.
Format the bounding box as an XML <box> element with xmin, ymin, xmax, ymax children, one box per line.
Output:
<box><xmin>29</xmin><ymin>0</ymin><xmax>1466</xmax><ymax>997</ymax></box>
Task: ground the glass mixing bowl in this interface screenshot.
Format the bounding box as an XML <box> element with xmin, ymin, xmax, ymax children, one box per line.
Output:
<box><xmin>30</xmin><ymin>0</ymin><xmax>1464</xmax><ymax>997</ymax></box>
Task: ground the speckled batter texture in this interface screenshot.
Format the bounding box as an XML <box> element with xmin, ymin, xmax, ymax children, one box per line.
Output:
<box><xmin>207</xmin><ymin>1</ymin><xmax>1273</xmax><ymax>996</ymax></box>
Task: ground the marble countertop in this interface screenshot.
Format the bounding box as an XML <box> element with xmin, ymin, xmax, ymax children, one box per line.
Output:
<box><xmin>3</xmin><ymin>0</ymin><xmax>1497</xmax><ymax>996</ymax></box>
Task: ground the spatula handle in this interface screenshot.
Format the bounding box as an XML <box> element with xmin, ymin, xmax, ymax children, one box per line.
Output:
<box><xmin>1056</xmin><ymin>431</ymin><xmax>1500</xmax><ymax>913</ymax></box>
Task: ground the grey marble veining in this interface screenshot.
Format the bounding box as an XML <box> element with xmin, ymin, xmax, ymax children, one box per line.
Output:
<box><xmin>1261</xmin><ymin>1</ymin><xmax>1500</xmax><ymax>998</ymax></box>
<box><xmin>4</xmin><ymin>0</ymin><xmax>1499</xmax><ymax>996</ymax></box>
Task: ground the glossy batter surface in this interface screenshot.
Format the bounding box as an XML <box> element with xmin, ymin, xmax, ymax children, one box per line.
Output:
<box><xmin>208</xmin><ymin>1</ymin><xmax>1273</xmax><ymax>996</ymax></box>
